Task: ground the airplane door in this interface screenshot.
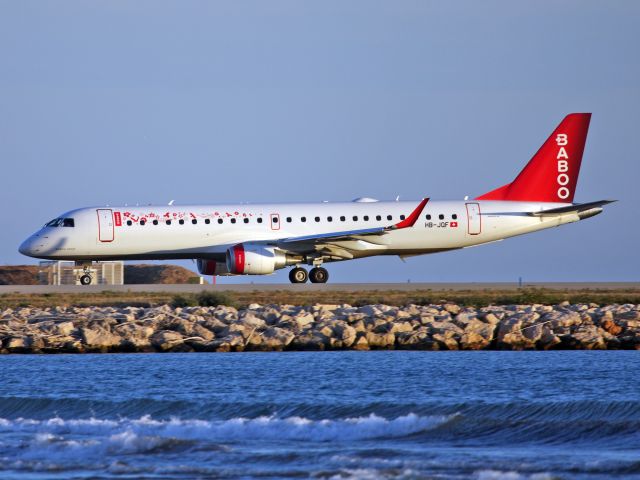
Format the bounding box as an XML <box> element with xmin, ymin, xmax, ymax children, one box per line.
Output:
<box><xmin>270</xmin><ymin>213</ymin><xmax>281</xmax><ymax>230</ymax></box>
<box><xmin>97</xmin><ymin>209</ymin><xmax>114</xmax><ymax>242</ymax></box>
<box><xmin>466</xmin><ymin>203</ymin><xmax>481</xmax><ymax>235</ymax></box>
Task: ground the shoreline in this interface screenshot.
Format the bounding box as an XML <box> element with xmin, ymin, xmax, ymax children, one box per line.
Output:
<box><xmin>1</xmin><ymin>301</ymin><xmax>639</xmax><ymax>353</ymax></box>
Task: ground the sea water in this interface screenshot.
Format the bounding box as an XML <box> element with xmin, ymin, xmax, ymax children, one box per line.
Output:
<box><xmin>0</xmin><ymin>351</ymin><xmax>638</xmax><ymax>479</ymax></box>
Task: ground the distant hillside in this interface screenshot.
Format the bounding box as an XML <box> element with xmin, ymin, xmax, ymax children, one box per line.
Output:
<box><xmin>124</xmin><ymin>264</ymin><xmax>201</xmax><ymax>284</ymax></box>
<box><xmin>0</xmin><ymin>266</ymin><xmax>39</xmax><ymax>285</ymax></box>
<box><xmin>0</xmin><ymin>264</ymin><xmax>200</xmax><ymax>285</ymax></box>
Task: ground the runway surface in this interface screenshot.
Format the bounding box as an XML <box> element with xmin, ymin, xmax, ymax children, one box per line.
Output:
<box><xmin>0</xmin><ymin>282</ymin><xmax>637</xmax><ymax>294</ymax></box>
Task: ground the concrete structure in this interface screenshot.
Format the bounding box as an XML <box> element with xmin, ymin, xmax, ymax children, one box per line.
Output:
<box><xmin>38</xmin><ymin>261</ymin><xmax>124</xmax><ymax>286</ymax></box>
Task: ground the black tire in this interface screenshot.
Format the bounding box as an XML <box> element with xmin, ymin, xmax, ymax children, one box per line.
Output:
<box><xmin>309</xmin><ymin>267</ymin><xmax>329</xmax><ymax>284</ymax></box>
<box><xmin>80</xmin><ymin>274</ymin><xmax>92</xmax><ymax>286</ymax></box>
<box><xmin>289</xmin><ymin>267</ymin><xmax>308</xmax><ymax>284</ymax></box>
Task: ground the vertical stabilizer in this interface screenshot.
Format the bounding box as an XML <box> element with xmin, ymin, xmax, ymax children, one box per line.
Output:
<box><xmin>476</xmin><ymin>113</ymin><xmax>591</xmax><ymax>202</ymax></box>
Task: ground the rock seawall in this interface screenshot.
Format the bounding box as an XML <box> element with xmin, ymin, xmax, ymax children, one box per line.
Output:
<box><xmin>1</xmin><ymin>302</ymin><xmax>639</xmax><ymax>353</ymax></box>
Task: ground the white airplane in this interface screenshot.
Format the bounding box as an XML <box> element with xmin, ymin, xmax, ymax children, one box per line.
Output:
<box><xmin>20</xmin><ymin>113</ymin><xmax>613</xmax><ymax>285</ymax></box>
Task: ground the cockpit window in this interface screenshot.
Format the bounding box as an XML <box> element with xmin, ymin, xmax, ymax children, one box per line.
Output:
<box><xmin>45</xmin><ymin>218</ymin><xmax>75</xmax><ymax>227</ymax></box>
<box><xmin>45</xmin><ymin>218</ymin><xmax>62</xmax><ymax>227</ymax></box>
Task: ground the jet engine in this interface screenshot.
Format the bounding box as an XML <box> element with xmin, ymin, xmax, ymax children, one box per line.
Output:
<box><xmin>226</xmin><ymin>243</ymin><xmax>298</xmax><ymax>275</ymax></box>
<box><xmin>196</xmin><ymin>259</ymin><xmax>232</xmax><ymax>276</ymax></box>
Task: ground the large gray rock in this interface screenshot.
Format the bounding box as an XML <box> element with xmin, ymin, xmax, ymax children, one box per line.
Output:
<box><xmin>289</xmin><ymin>332</ymin><xmax>330</xmax><ymax>350</ymax></box>
<box><xmin>366</xmin><ymin>331</ymin><xmax>395</xmax><ymax>349</ymax></box>
<box><xmin>151</xmin><ymin>330</ymin><xmax>184</xmax><ymax>351</ymax></box>
<box><xmin>80</xmin><ymin>327</ymin><xmax>122</xmax><ymax>350</ymax></box>
<box><xmin>261</xmin><ymin>327</ymin><xmax>295</xmax><ymax>350</ymax></box>
<box><xmin>293</xmin><ymin>312</ymin><xmax>315</xmax><ymax>329</ymax></box>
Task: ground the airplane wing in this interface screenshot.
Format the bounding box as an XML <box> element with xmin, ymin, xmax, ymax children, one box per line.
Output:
<box><xmin>528</xmin><ymin>200</ymin><xmax>616</xmax><ymax>217</ymax></box>
<box><xmin>274</xmin><ymin>198</ymin><xmax>429</xmax><ymax>259</ymax></box>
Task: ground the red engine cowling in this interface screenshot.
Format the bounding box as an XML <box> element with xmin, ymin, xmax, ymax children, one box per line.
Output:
<box><xmin>226</xmin><ymin>243</ymin><xmax>293</xmax><ymax>275</ymax></box>
<box><xmin>196</xmin><ymin>259</ymin><xmax>232</xmax><ymax>276</ymax></box>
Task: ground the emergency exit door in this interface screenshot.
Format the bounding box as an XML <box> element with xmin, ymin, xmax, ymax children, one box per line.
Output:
<box><xmin>97</xmin><ymin>209</ymin><xmax>114</xmax><ymax>242</ymax></box>
<box><xmin>466</xmin><ymin>203</ymin><xmax>481</xmax><ymax>235</ymax></box>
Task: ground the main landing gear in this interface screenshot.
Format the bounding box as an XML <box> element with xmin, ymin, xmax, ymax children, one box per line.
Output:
<box><xmin>288</xmin><ymin>266</ymin><xmax>329</xmax><ymax>284</ymax></box>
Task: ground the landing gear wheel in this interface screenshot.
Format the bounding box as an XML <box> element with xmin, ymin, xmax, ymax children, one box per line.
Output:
<box><xmin>80</xmin><ymin>274</ymin><xmax>92</xmax><ymax>286</ymax></box>
<box><xmin>309</xmin><ymin>267</ymin><xmax>329</xmax><ymax>284</ymax></box>
<box><xmin>289</xmin><ymin>267</ymin><xmax>308</xmax><ymax>284</ymax></box>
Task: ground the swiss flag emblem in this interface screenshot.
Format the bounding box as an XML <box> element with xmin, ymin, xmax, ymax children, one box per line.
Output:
<box><xmin>451</xmin><ymin>221</ymin><xmax>458</xmax><ymax>228</ymax></box>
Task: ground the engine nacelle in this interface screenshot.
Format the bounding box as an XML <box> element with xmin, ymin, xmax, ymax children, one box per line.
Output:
<box><xmin>226</xmin><ymin>243</ymin><xmax>295</xmax><ymax>275</ymax></box>
<box><xmin>196</xmin><ymin>259</ymin><xmax>232</xmax><ymax>276</ymax></box>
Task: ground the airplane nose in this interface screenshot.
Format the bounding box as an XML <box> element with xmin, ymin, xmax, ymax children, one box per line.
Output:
<box><xmin>19</xmin><ymin>236</ymin><xmax>37</xmax><ymax>257</ymax></box>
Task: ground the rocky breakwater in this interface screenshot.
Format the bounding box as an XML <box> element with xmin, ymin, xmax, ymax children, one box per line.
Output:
<box><xmin>1</xmin><ymin>302</ymin><xmax>639</xmax><ymax>353</ymax></box>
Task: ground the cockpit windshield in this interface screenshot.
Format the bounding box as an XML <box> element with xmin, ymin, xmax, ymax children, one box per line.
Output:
<box><xmin>44</xmin><ymin>218</ymin><xmax>75</xmax><ymax>228</ymax></box>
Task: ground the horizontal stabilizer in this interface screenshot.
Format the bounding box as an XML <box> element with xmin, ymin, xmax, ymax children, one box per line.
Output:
<box><xmin>529</xmin><ymin>200</ymin><xmax>616</xmax><ymax>217</ymax></box>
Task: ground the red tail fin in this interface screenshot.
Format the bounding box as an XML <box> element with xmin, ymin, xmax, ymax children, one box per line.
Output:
<box><xmin>476</xmin><ymin>113</ymin><xmax>591</xmax><ymax>203</ymax></box>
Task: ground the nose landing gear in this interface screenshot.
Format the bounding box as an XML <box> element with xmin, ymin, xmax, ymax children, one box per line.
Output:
<box><xmin>78</xmin><ymin>264</ymin><xmax>93</xmax><ymax>286</ymax></box>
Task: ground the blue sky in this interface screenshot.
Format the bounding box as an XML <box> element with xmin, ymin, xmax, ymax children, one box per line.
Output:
<box><xmin>1</xmin><ymin>1</ymin><xmax>638</xmax><ymax>283</ymax></box>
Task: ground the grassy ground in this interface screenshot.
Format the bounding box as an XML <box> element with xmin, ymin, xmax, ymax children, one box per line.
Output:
<box><xmin>1</xmin><ymin>287</ymin><xmax>639</xmax><ymax>309</ymax></box>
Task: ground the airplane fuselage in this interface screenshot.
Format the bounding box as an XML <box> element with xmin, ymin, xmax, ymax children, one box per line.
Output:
<box><xmin>19</xmin><ymin>199</ymin><xmax>588</xmax><ymax>262</ymax></box>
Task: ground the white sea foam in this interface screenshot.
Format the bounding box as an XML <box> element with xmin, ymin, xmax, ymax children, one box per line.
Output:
<box><xmin>0</xmin><ymin>412</ymin><xmax>453</xmax><ymax>469</ymax></box>
<box><xmin>476</xmin><ymin>470</ymin><xmax>555</xmax><ymax>480</ymax></box>
<box><xmin>0</xmin><ymin>412</ymin><xmax>450</xmax><ymax>446</ymax></box>
<box><xmin>329</xmin><ymin>468</ymin><xmax>421</xmax><ymax>479</ymax></box>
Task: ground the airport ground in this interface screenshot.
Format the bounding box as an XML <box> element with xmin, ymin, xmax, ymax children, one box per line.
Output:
<box><xmin>0</xmin><ymin>282</ymin><xmax>638</xmax><ymax>309</ymax></box>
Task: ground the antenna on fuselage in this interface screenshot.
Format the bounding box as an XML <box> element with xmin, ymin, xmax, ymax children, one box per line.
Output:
<box><xmin>464</xmin><ymin>196</ymin><xmax>469</xmax><ymax>201</ymax></box>
<box><xmin>395</xmin><ymin>196</ymin><xmax>400</xmax><ymax>201</ymax></box>
<box><xmin>168</xmin><ymin>200</ymin><xmax>175</xmax><ymax>206</ymax></box>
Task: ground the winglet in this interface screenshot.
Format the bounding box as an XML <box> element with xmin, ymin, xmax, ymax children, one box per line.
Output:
<box><xmin>392</xmin><ymin>198</ymin><xmax>429</xmax><ymax>230</ymax></box>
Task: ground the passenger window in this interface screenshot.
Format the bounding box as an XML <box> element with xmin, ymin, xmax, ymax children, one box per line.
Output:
<box><xmin>400</xmin><ymin>215</ymin><xmax>405</xmax><ymax>220</ymax></box>
<box><xmin>140</xmin><ymin>220</ymin><xmax>146</xmax><ymax>226</ymax></box>
<box><xmin>452</xmin><ymin>214</ymin><xmax>457</xmax><ymax>220</ymax></box>
<box><xmin>315</xmin><ymin>216</ymin><xmax>320</xmax><ymax>222</ymax></box>
<box><xmin>257</xmin><ymin>218</ymin><xmax>263</xmax><ymax>224</ymax></box>
<box><xmin>301</xmin><ymin>217</ymin><xmax>306</xmax><ymax>222</ymax></box>
<box><xmin>387</xmin><ymin>215</ymin><xmax>392</xmax><ymax>221</ymax></box>
<box><xmin>327</xmin><ymin>216</ymin><xmax>333</xmax><ymax>222</ymax></box>
<box><xmin>340</xmin><ymin>216</ymin><xmax>346</xmax><ymax>221</ymax></box>
<box><xmin>192</xmin><ymin>219</ymin><xmax>197</xmax><ymax>224</ymax></box>
<box><xmin>127</xmin><ymin>220</ymin><xmax>132</xmax><ymax>226</ymax></box>
<box><xmin>439</xmin><ymin>214</ymin><xmax>444</xmax><ymax>220</ymax></box>
<box><xmin>426</xmin><ymin>214</ymin><xmax>431</xmax><ymax>220</ymax></box>
<box><xmin>179</xmin><ymin>219</ymin><xmax>184</xmax><ymax>225</ymax></box>
<box><xmin>152</xmin><ymin>220</ymin><xmax>158</xmax><ymax>225</ymax></box>
<box><xmin>62</xmin><ymin>218</ymin><xmax>75</xmax><ymax>227</ymax></box>
<box><xmin>243</xmin><ymin>218</ymin><xmax>249</xmax><ymax>223</ymax></box>
<box><xmin>376</xmin><ymin>215</ymin><xmax>381</xmax><ymax>221</ymax></box>
<box><xmin>166</xmin><ymin>220</ymin><xmax>172</xmax><ymax>225</ymax></box>
<box><xmin>205</xmin><ymin>219</ymin><xmax>210</xmax><ymax>224</ymax></box>
<box><xmin>286</xmin><ymin>217</ymin><xmax>292</xmax><ymax>223</ymax></box>
<box><xmin>353</xmin><ymin>216</ymin><xmax>358</xmax><ymax>221</ymax></box>
<box><xmin>218</xmin><ymin>218</ymin><xmax>223</xmax><ymax>224</ymax></box>
<box><xmin>231</xmin><ymin>218</ymin><xmax>236</xmax><ymax>224</ymax></box>
<box><xmin>363</xmin><ymin>215</ymin><xmax>369</xmax><ymax>221</ymax></box>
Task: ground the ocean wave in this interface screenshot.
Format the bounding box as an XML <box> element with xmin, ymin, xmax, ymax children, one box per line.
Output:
<box><xmin>1</xmin><ymin>395</ymin><xmax>638</xmax><ymax>422</ymax></box>
<box><xmin>0</xmin><ymin>412</ymin><xmax>451</xmax><ymax>457</ymax></box>
<box><xmin>1</xmin><ymin>396</ymin><xmax>639</xmax><ymax>448</ymax></box>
